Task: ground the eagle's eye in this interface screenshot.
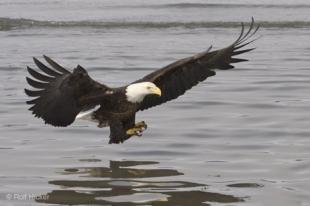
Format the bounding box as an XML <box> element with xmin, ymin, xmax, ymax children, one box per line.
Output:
<box><xmin>147</xmin><ymin>86</ymin><xmax>152</xmax><ymax>89</ymax></box>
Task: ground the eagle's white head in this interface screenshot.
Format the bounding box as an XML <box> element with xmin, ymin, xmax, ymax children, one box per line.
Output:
<box><xmin>126</xmin><ymin>82</ymin><xmax>161</xmax><ymax>103</ymax></box>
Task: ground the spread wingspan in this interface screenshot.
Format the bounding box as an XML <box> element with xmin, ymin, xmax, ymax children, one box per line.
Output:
<box><xmin>136</xmin><ymin>18</ymin><xmax>259</xmax><ymax>111</ymax></box>
<box><xmin>25</xmin><ymin>56</ymin><xmax>110</xmax><ymax>126</ymax></box>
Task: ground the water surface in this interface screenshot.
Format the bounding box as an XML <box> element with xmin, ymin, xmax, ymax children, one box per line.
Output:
<box><xmin>0</xmin><ymin>0</ymin><xmax>310</xmax><ymax>205</ymax></box>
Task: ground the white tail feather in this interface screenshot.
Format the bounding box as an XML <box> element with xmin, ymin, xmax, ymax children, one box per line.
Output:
<box><xmin>75</xmin><ymin>106</ymin><xmax>99</xmax><ymax>123</ymax></box>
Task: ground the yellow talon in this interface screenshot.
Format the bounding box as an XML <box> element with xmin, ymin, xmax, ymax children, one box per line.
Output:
<box><xmin>126</xmin><ymin>121</ymin><xmax>147</xmax><ymax>136</ymax></box>
<box><xmin>126</xmin><ymin>128</ymin><xmax>138</xmax><ymax>136</ymax></box>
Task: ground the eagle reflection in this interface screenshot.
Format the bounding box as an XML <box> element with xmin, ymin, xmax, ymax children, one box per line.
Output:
<box><xmin>37</xmin><ymin>160</ymin><xmax>243</xmax><ymax>205</ymax></box>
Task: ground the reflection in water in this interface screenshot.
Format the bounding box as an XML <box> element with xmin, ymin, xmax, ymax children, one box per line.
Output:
<box><xmin>37</xmin><ymin>160</ymin><xmax>243</xmax><ymax>205</ymax></box>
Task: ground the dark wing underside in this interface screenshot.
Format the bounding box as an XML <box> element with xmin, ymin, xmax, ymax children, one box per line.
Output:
<box><xmin>136</xmin><ymin>18</ymin><xmax>259</xmax><ymax>111</ymax></box>
<box><xmin>25</xmin><ymin>56</ymin><xmax>111</xmax><ymax>126</ymax></box>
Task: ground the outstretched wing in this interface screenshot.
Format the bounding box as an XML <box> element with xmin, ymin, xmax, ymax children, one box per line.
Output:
<box><xmin>25</xmin><ymin>56</ymin><xmax>111</xmax><ymax>126</ymax></box>
<box><xmin>136</xmin><ymin>18</ymin><xmax>259</xmax><ymax>111</ymax></box>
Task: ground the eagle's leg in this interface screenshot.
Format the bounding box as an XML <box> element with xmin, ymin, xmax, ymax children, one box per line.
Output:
<box><xmin>126</xmin><ymin>121</ymin><xmax>147</xmax><ymax>137</ymax></box>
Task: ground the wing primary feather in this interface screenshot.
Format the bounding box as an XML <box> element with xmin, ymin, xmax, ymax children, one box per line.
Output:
<box><xmin>33</xmin><ymin>57</ymin><xmax>61</xmax><ymax>77</ymax></box>
<box><xmin>234</xmin><ymin>38</ymin><xmax>258</xmax><ymax>50</ymax></box>
<box><xmin>230</xmin><ymin>58</ymin><xmax>248</xmax><ymax>63</ymax></box>
<box><xmin>236</xmin><ymin>20</ymin><xmax>260</xmax><ymax>45</ymax></box>
<box><xmin>233</xmin><ymin>22</ymin><xmax>245</xmax><ymax>44</ymax></box>
<box><xmin>26</xmin><ymin>77</ymin><xmax>48</xmax><ymax>89</ymax></box>
<box><xmin>24</xmin><ymin>89</ymin><xmax>43</xmax><ymax>97</ymax></box>
<box><xmin>233</xmin><ymin>48</ymin><xmax>255</xmax><ymax>56</ymax></box>
<box><xmin>26</xmin><ymin>97</ymin><xmax>40</xmax><ymax>105</ymax></box>
<box><xmin>27</xmin><ymin>66</ymin><xmax>54</xmax><ymax>82</ymax></box>
<box><xmin>237</xmin><ymin>28</ymin><xmax>259</xmax><ymax>46</ymax></box>
<box><xmin>237</xmin><ymin>30</ymin><xmax>261</xmax><ymax>47</ymax></box>
<box><xmin>240</xmin><ymin>18</ymin><xmax>254</xmax><ymax>42</ymax></box>
<box><xmin>29</xmin><ymin>105</ymin><xmax>36</xmax><ymax>112</ymax></box>
<box><xmin>243</xmin><ymin>18</ymin><xmax>260</xmax><ymax>41</ymax></box>
<box><xmin>43</xmin><ymin>55</ymin><xmax>71</xmax><ymax>74</ymax></box>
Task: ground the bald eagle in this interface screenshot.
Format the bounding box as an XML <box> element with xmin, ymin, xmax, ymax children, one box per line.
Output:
<box><xmin>25</xmin><ymin>19</ymin><xmax>259</xmax><ymax>144</ymax></box>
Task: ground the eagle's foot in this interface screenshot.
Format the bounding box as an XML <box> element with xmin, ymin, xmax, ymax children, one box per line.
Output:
<box><xmin>126</xmin><ymin>121</ymin><xmax>147</xmax><ymax>137</ymax></box>
<box><xmin>135</xmin><ymin>121</ymin><xmax>147</xmax><ymax>130</ymax></box>
<box><xmin>126</xmin><ymin>127</ymin><xmax>143</xmax><ymax>136</ymax></box>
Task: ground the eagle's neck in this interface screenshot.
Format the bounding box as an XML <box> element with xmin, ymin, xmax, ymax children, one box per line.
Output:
<box><xmin>125</xmin><ymin>82</ymin><xmax>149</xmax><ymax>103</ymax></box>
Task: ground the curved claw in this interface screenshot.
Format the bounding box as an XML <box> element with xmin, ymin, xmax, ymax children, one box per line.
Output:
<box><xmin>126</xmin><ymin>121</ymin><xmax>148</xmax><ymax>137</ymax></box>
<box><xmin>136</xmin><ymin>131</ymin><xmax>143</xmax><ymax>137</ymax></box>
<box><xmin>135</xmin><ymin>121</ymin><xmax>147</xmax><ymax>129</ymax></box>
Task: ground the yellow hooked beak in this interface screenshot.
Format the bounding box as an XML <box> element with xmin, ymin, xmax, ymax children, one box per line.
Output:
<box><xmin>150</xmin><ymin>86</ymin><xmax>162</xmax><ymax>96</ymax></box>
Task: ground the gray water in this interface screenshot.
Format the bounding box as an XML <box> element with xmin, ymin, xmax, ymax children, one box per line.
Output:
<box><xmin>0</xmin><ymin>0</ymin><xmax>310</xmax><ymax>205</ymax></box>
